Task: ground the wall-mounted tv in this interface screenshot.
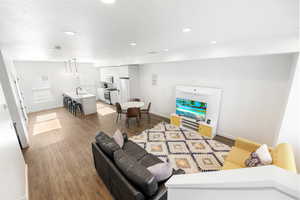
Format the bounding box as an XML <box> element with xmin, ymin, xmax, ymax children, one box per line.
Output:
<box><xmin>176</xmin><ymin>98</ymin><xmax>207</xmax><ymax>121</ymax></box>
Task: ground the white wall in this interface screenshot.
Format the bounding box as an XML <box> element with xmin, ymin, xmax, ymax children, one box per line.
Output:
<box><xmin>139</xmin><ymin>54</ymin><xmax>294</xmax><ymax>145</ymax></box>
<box><xmin>0</xmin><ymin>64</ymin><xmax>28</xmax><ymax>200</ymax></box>
<box><xmin>277</xmin><ymin>54</ymin><xmax>300</xmax><ymax>170</ymax></box>
<box><xmin>14</xmin><ymin>61</ymin><xmax>99</xmax><ymax>113</ymax></box>
<box><xmin>0</xmin><ymin>51</ymin><xmax>29</xmax><ymax>148</ymax></box>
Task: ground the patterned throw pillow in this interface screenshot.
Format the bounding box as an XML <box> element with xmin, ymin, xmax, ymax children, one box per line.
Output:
<box><xmin>245</xmin><ymin>152</ymin><xmax>262</xmax><ymax>167</ymax></box>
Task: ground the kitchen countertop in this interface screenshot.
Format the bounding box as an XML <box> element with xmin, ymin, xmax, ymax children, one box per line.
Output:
<box><xmin>63</xmin><ymin>92</ymin><xmax>96</xmax><ymax>100</ymax></box>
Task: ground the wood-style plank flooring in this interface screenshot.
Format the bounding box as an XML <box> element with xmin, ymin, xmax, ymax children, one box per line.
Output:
<box><xmin>23</xmin><ymin>102</ymin><xmax>168</xmax><ymax>200</ymax></box>
<box><xmin>23</xmin><ymin>101</ymin><xmax>233</xmax><ymax>200</ymax></box>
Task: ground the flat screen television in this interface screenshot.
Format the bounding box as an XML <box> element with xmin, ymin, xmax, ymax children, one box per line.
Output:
<box><xmin>176</xmin><ymin>98</ymin><xmax>207</xmax><ymax>121</ymax></box>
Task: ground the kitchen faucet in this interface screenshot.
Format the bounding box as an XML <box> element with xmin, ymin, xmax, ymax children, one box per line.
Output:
<box><xmin>76</xmin><ymin>87</ymin><xmax>82</xmax><ymax>95</ymax></box>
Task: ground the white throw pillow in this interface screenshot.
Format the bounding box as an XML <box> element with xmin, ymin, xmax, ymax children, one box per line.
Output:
<box><xmin>255</xmin><ymin>144</ymin><xmax>272</xmax><ymax>165</ymax></box>
<box><xmin>147</xmin><ymin>160</ymin><xmax>173</xmax><ymax>182</ymax></box>
<box><xmin>112</xmin><ymin>129</ymin><xmax>124</xmax><ymax>148</ymax></box>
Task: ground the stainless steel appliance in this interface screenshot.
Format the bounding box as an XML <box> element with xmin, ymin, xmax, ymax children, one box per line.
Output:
<box><xmin>104</xmin><ymin>88</ymin><xmax>118</xmax><ymax>105</ymax></box>
<box><xmin>119</xmin><ymin>77</ymin><xmax>130</xmax><ymax>104</ymax></box>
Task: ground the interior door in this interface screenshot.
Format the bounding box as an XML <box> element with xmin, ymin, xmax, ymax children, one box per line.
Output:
<box><xmin>0</xmin><ymin>82</ymin><xmax>27</xmax><ymax>200</ymax></box>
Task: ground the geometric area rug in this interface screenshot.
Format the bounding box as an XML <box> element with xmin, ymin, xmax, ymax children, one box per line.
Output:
<box><xmin>130</xmin><ymin>122</ymin><xmax>231</xmax><ymax>174</ymax></box>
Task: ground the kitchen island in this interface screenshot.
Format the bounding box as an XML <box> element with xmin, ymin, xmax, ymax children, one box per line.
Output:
<box><xmin>63</xmin><ymin>92</ymin><xmax>97</xmax><ymax>115</ymax></box>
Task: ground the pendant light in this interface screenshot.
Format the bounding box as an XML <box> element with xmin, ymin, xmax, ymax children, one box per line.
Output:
<box><xmin>64</xmin><ymin>61</ymin><xmax>68</xmax><ymax>73</ymax></box>
<box><xmin>64</xmin><ymin>58</ymin><xmax>79</xmax><ymax>76</ymax></box>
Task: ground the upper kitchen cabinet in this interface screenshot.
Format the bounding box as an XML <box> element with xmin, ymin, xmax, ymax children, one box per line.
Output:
<box><xmin>100</xmin><ymin>65</ymin><xmax>139</xmax><ymax>84</ymax></box>
<box><xmin>100</xmin><ymin>67</ymin><xmax>115</xmax><ymax>84</ymax></box>
<box><xmin>118</xmin><ymin>66</ymin><xmax>129</xmax><ymax>77</ymax></box>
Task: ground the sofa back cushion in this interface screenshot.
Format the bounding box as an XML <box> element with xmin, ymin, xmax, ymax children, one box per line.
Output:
<box><xmin>114</xmin><ymin>149</ymin><xmax>158</xmax><ymax>197</ymax></box>
<box><xmin>95</xmin><ymin>132</ymin><xmax>120</xmax><ymax>158</ymax></box>
<box><xmin>272</xmin><ymin>143</ymin><xmax>297</xmax><ymax>173</ymax></box>
<box><xmin>123</xmin><ymin>140</ymin><xmax>148</xmax><ymax>161</ymax></box>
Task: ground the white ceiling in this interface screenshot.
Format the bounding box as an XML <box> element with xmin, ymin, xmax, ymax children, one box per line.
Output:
<box><xmin>0</xmin><ymin>0</ymin><xmax>298</xmax><ymax>66</ymax></box>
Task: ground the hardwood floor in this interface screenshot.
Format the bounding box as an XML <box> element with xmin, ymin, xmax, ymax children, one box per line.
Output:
<box><xmin>23</xmin><ymin>102</ymin><xmax>168</xmax><ymax>200</ymax></box>
<box><xmin>23</xmin><ymin>101</ymin><xmax>233</xmax><ymax>200</ymax></box>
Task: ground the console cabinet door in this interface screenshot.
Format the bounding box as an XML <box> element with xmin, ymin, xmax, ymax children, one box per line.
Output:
<box><xmin>199</xmin><ymin>124</ymin><xmax>213</xmax><ymax>138</ymax></box>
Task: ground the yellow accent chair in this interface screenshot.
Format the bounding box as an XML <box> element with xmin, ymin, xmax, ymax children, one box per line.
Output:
<box><xmin>222</xmin><ymin>137</ymin><xmax>298</xmax><ymax>173</ymax></box>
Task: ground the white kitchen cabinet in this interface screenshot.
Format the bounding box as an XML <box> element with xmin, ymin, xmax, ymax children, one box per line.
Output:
<box><xmin>100</xmin><ymin>65</ymin><xmax>140</xmax><ymax>103</ymax></box>
<box><xmin>97</xmin><ymin>88</ymin><xmax>105</xmax><ymax>101</ymax></box>
<box><xmin>118</xmin><ymin>66</ymin><xmax>129</xmax><ymax>77</ymax></box>
<box><xmin>101</xmin><ymin>68</ymin><xmax>116</xmax><ymax>82</ymax></box>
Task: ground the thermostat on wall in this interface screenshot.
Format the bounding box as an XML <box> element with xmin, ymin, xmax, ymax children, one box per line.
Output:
<box><xmin>152</xmin><ymin>74</ymin><xmax>158</xmax><ymax>86</ymax></box>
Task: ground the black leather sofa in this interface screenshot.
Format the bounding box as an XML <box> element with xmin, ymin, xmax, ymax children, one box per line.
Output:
<box><xmin>92</xmin><ymin>132</ymin><xmax>182</xmax><ymax>200</ymax></box>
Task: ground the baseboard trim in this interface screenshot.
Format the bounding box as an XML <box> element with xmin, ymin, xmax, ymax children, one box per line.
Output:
<box><xmin>149</xmin><ymin>111</ymin><xmax>169</xmax><ymax>120</ymax></box>
<box><xmin>25</xmin><ymin>164</ymin><xmax>29</xmax><ymax>200</ymax></box>
<box><xmin>216</xmin><ymin>131</ymin><xmax>236</xmax><ymax>140</ymax></box>
<box><xmin>28</xmin><ymin>105</ymin><xmax>63</xmax><ymax>114</ymax></box>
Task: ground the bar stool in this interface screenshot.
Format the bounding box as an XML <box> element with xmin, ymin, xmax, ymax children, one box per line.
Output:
<box><xmin>74</xmin><ymin>102</ymin><xmax>83</xmax><ymax>116</ymax></box>
<box><xmin>63</xmin><ymin>96</ymin><xmax>70</xmax><ymax>108</ymax></box>
<box><xmin>70</xmin><ymin>101</ymin><xmax>76</xmax><ymax>115</ymax></box>
<box><xmin>67</xmin><ymin>99</ymin><xmax>73</xmax><ymax>113</ymax></box>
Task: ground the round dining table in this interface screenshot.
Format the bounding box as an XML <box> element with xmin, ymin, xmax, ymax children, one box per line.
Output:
<box><xmin>121</xmin><ymin>101</ymin><xmax>145</xmax><ymax>110</ymax></box>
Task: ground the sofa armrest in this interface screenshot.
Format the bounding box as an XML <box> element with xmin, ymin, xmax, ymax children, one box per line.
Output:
<box><xmin>273</xmin><ymin>143</ymin><xmax>297</xmax><ymax>173</ymax></box>
<box><xmin>234</xmin><ymin>137</ymin><xmax>261</xmax><ymax>152</ymax></box>
<box><xmin>149</xmin><ymin>184</ymin><xmax>167</xmax><ymax>200</ymax></box>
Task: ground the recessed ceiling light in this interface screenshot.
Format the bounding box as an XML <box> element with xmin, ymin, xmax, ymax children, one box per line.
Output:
<box><xmin>210</xmin><ymin>41</ymin><xmax>217</xmax><ymax>44</ymax></box>
<box><xmin>101</xmin><ymin>0</ymin><xmax>115</xmax><ymax>4</ymax></box>
<box><xmin>64</xmin><ymin>31</ymin><xmax>76</xmax><ymax>36</ymax></box>
<box><xmin>163</xmin><ymin>49</ymin><xmax>169</xmax><ymax>52</ymax></box>
<box><xmin>182</xmin><ymin>28</ymin><xmax>192</xmax><ymax>33</ymax></box>
<box><xmin>129</xmin><ymin>42</ymin><xmax>137</xmax><ymax>46</ymax></box>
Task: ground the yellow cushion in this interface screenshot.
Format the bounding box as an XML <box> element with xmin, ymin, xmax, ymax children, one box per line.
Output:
<box><xmin>170</xmin><ymin>115</ymin><xmax>181</xmax><ymax>126</ymax></box>
<box><xmin>272</xmin><ymin>143</ymin><xmax>297</xmax><ymax>173</ymax></box>
<box><xmin>222</xmin><ymin>161</ymin><xmax>242</xmax><ymax>170</ymax></box>
<box><xmin>222</xmin><ymin>137</ymin><xmax>297</xmax><ymax>173</ymax></box>
<box><xmin>225</xmin><ymin>146</ymin><xmax>252</xmax><ymax>167</ymax></box>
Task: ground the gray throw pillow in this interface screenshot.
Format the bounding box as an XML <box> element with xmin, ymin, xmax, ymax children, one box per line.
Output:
<box><xmin>147</xmin><ymin>159</ymin><xmax>173</xmax><ymax>182</ymax></box>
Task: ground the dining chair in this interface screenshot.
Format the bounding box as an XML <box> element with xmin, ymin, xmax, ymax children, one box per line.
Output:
<box><xmin>140</xmin><ymin>102</ymin><xmax>151</xmax><ymax>122</ymax></box>
<box><xmin>115</xmin><ymin>102</ymin><xmax>126</xmax><ymax>122</ymax></box>
<box><xmin>126</xmin><ymin>107</ymin><xmax>140</xmax><ymax>127</ymax></box>
<box><xmin>130</xmin><ymin>98</ymin><xmax>141</xmax><ymax>102</ymax></box>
